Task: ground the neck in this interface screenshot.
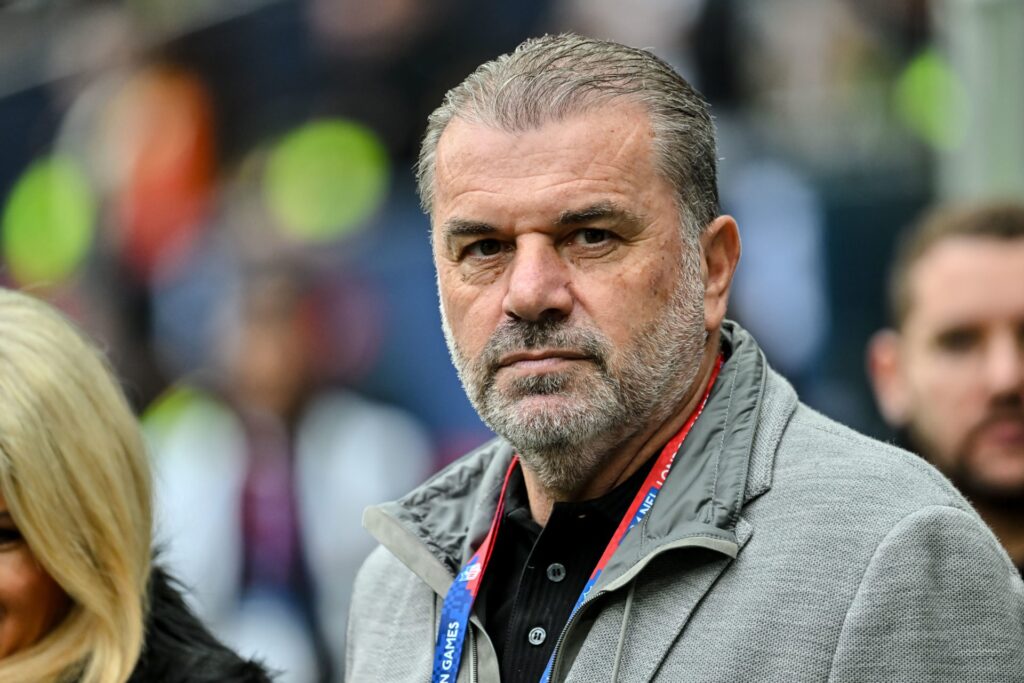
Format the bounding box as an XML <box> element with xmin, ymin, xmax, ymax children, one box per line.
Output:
<box><xmin>523</xmin><ymin>334</ymin><xmax>720</xmax><ymax>527</ymax></box>
<box><xmin>972</xmin><ymin>500</ymin><xmax>1024</xmax><ymax>567</ymax></box>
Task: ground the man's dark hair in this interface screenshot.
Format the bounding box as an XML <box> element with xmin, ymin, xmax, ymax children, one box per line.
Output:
<box><xmin>888</xmin><ymin>200</ymin><xmax>1024</xmax><ymax>327</ymax></box>
<box><xmin>416</xmin><ymin>33</ymin><xmax>720</xmax><ymax>239</ymax></box>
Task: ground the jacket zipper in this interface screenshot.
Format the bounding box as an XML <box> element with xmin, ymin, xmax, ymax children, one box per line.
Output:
<box><xmin>470</xmin><ymin>625</ymin><xmax>478</xmax><ymax>683</ymax></box>
<box><xmin>547</xmin><ymin>536</ymin><xmax>738</xmax><ymax>680</ymax></box>
<box><xmin>546</xmin><ymin>591</ymin><xmax>603</xmax><ymax>682</ymax></box>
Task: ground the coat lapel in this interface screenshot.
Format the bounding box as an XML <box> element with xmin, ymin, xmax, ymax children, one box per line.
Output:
<box><xmin>629</xmin><ymin>518</ymin><xmax>754</xmax><ymax>682</ymax></box>
<box><xmin>563</xmin><ymin>518</ymin><xmax>753</xmax><ymax>682</ymax></box>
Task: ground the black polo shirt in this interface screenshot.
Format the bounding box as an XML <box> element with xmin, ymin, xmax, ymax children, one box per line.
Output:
<box><xmin>474</xmin><ymin>458</ymin><xmax>655</xmax><ymax>682</ymax></box>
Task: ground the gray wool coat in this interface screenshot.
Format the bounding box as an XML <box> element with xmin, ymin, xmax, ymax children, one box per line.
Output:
<box><xmin>346</xmin><ymin>322</ymin><xmax>1024</xmax><ymax>682</ymax></box>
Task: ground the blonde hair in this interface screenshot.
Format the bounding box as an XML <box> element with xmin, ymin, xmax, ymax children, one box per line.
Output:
<box><xmin>0</xmin><ymin>288</ymin><xmax>152</xmax><ymax>683</ymax></box>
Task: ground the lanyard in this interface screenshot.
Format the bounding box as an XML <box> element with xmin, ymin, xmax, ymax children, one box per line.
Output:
<box><xmin>431</xmin><ymin>355</ymin><xmax>724</xmax><ymax>683</ymax></box>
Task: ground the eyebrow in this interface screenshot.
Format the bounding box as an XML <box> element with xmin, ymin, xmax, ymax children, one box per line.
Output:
<box><xmin>556</xmin><ymin>202</ymin><xmax>642</xmax><ymax>227</ymax></box>
<box><xmin>441</xmin><ymin>218</ymin><xmax>499</xmax><ymax>239</ymax></box>
<box><xmin>439</xmin><ymin>201</ymin><xmax>643</xmax><ymax>246</ymax></box>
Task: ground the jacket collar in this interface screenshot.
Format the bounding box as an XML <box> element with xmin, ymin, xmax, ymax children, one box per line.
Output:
<box><xmin>363</xmin><ymin>321</ymin><xmax>798</xmax><ymax>597</ymax></box>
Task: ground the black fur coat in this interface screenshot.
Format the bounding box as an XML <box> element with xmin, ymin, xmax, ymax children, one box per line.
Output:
<box><xmin>127</xmin><ymin>567</ymin><xmax>273</xmax><ymax>682</ymax></box>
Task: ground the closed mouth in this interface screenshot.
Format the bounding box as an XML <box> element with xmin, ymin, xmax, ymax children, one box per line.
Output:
<box><xmin>497</xmin><ymin>349</ymin><xmax>592</xmax><ymax>368</ymax></box>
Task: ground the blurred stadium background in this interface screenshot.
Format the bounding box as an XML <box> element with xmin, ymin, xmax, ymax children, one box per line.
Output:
<box><xmin>1</xmin><ymin>0</ymin><xmax>1021</xmax><ymax>680</ymax></box>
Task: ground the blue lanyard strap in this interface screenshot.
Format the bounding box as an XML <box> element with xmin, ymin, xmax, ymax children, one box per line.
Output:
<box><xmin>431</xmin><ymin>456</ymin><xmax>517</xmax><ymax>682</ymax></box>
<box><xmin>432</xmin><ymin>355</ymin><xmax>724</xmax><ymax>683</ymax></box>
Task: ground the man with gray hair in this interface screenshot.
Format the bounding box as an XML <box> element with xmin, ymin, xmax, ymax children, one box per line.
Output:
<box><xmin>347</xmin><ymin>34</ymin><xmax>1024</xmax><ymax>682</ymax></box>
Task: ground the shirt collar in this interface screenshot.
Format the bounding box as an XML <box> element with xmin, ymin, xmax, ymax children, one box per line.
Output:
<box><xmin>502</xmin><ymin>455</ymin><xmax>657</xmax><ymax>541</ymax></box>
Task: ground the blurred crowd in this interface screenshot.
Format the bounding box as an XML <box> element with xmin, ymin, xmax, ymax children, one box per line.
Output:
<box><xmin>0</xmin><ymin>0</ymin><xmax>1019</xmax><ymax>681</ymax></box>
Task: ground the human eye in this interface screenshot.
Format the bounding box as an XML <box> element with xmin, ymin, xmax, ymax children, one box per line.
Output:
<box><xmin>463</xmin><ymin>239</ymin><xmax>504</xmax><ymax>259</ymax></box>
<box><xmin>569</xmin><ymin>228</ymin><xmax>613</xmax><ymax>246</ymax></box>
<box><xmin>934</xmin><ymin>327</ymin><xmax>980</xmax><ymax>353</ymax></box>
<box><xmin>0</xmin><ymin>526</ymin><xmax>23</xmax><ymax>548</ymax></box>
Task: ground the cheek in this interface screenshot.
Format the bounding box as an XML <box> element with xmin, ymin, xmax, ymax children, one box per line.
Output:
<box><xmin>587</xmin><ymin>259</ymin><xmax>677</xmax><ymax>336</ymax></box>
<box><xmin>0</xmin><ymin>552</ymin><xmax>68</xmax><ymax>656</ymax></box>
<box><xmin>907</xmin><ymin>360</ymin><xmax>983</xmax><ymax>447</ymax></box>
<box><xmin>913</xmin><ymin>358</ymin><xmax>983</xmax><ymax>411</ymax></box>
<box><xmin>439</xmin><ymin>278</ymin><xmax>500</xmax><ymax>355</ymax></box>
<box><xmin>644</xmin><ymin>264</ymin><xmax>671</xmax><ymax>302</ymax></box>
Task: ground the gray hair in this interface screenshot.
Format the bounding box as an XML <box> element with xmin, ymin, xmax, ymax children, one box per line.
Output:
<box><xmin>415</xmin><ymin>33</ymin><xmax>720</xmax><ymax>238</ymax></box>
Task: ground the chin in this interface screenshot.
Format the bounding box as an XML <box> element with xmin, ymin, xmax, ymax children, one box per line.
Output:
<box><xmin>948</xmin><ymin>462</ymin><xmax>1024</xmax><ymax>508</ymax></box>
<box><xmin>498</xmin><ymin>401</ymin><xmax>588</xmax><ymax>443</ymax></box>
<box><xmin>510</xmin><ymin>392</ymin><xmax>584</xmax><ymax>415</ymax></box>
<box><xmin>486</xmin><ymin>393</ymin><xmax>601</xmax><ymax>447</ymax></box>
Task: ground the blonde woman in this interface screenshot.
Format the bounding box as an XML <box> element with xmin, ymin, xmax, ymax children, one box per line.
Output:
<box><xmin>0</xmin><ymin>288</ymin><xmax>271</xmax><ymax>683</ymax></box>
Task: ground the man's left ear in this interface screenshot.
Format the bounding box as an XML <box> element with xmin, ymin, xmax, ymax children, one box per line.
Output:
<box><xmin>700</xmin><ymin>215</ymin><xmax>741</xmax><ymax>331</ymax></box>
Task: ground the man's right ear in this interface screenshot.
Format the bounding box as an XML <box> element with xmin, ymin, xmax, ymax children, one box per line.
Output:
<box><xmin>866</xmin><ymin>329</ymin><xmax>910</xmax><ymax>427</ymax></box>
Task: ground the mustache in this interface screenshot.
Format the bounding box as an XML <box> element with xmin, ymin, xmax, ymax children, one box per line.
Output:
<box><xmin>964</xmin><ymin>398</ymin><xmax>1024</xmax><ymax>442</ymax></box>
<box><xmin>479</xmin><ymin>318</ymin><xmax>610</xmax><ymax>373</ymax></box>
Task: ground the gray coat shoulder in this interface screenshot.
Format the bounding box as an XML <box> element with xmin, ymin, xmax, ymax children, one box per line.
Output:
<box><xmin>775</xmin><ymin>402</ymin><xmax>972</xmax><ymax>513</ymax></box>
<box><xmin>347</xmin><ymin>545</ymin><xmax>438</xmax><ymax>681</ymax></box>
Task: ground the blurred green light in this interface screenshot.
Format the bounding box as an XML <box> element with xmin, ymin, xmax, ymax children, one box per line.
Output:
<box><xmin>143</xmin><ymin>384</ymin><xmax>203</xmax><ymax>438</ymax></box>
<box><xmin>2</xmin><ymin>156</ymin><xmax>95</xmax><ymax>286</ymax></box>
<box><xmin>895</xmin><ymin>48</ymin><xmax>969</xmax><ymax>151</ymax></box>
<box><xmin>264</xmin><ymin>119</ymin><xmax>390</xmax><ymax>241</ymax></box>
<box><xmin>143</xmin><ymin>383</ymin><xmax>241</xmax><ymax>464</ymax></box>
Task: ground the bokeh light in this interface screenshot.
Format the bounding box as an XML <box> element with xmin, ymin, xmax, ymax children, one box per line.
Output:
<box><xmin>105</xmin><ymin>66</ymin><xmax>217</xmax><ymax>281</ymax></box>
<box><xmin>895</xmin><ymin>48</ymin><xmax>969</xmax><ymax>152</ymax></box>
<box><xmin>143</xmin><ymin>383</ymin><xmax>230</xmax><ymax>446</ymax></box>
<box><xmin>2</xmin><ymin>155</ymin><xmax>96</xmax><ymax>287</ymax></box>
<box><xmin>143</xmin><ymin>383</ymin><xmax>200</xmax><ymax>437</ymax></box>
<box><xmin>263</xmin><ymin>119</ymin><xmax>390</xmax><ymax>241</ymax></box>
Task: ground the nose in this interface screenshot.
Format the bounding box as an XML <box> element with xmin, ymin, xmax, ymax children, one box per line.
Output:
<box><xmin>984</xmin><ymin>330</ymin><xmax>1024</xmax><ymax>397</ymax></box>
<box><xmin>502</xmin><ymin>238</ymin><xmax>573</xmax><ymax>322</ymax></box>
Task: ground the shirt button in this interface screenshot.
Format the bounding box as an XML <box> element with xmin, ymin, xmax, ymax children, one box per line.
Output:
<box><xmin>528</xmin><ymin>627</ymin><xmax>547</xmax><ymax>646</ymax></box>
<box><xmin>546</xmin><ymin>563</ymin><xmax>567</xmax><ymax>583</ymax></box>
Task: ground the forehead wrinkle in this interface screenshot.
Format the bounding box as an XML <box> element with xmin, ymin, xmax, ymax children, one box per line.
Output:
<box><xmin>433</xmin><ymin>108</ymin><xmax>672</xmax><ymax>245</ymax></box>
<box><xmin>438</xmin><ymin>105</ymin><xmax>655</xmax><ymax>186</ymax></box>
<box><xmin>577</xmin><ymin>106</ymin><xmax>654</xmax><ymax>177</ymax></box>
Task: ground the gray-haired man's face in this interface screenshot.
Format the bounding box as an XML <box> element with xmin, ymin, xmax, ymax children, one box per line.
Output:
<box><xmin>429</xmin><ymin>104</ymin><xmax>708</xmax><ymax>493</ymax></box>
